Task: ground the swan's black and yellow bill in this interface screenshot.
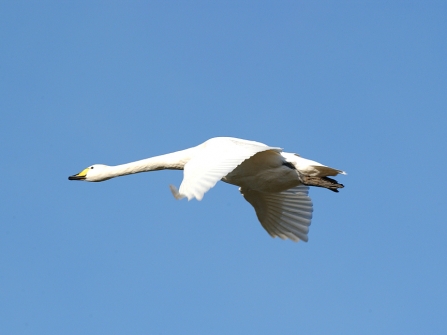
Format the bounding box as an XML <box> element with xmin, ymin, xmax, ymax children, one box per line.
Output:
<box><xmin>68</xmin><ymin>168</ymin><xmax>89</xmax><ymax>181</ymax></box>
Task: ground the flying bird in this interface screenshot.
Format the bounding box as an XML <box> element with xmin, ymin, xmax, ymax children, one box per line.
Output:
<box><xmin>69</xmin><ymin>137</ymin><xmax>345</xmax><ymax>242</ymax></box>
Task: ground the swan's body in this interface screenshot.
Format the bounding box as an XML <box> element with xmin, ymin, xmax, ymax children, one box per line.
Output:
<box><xmin>69</xmin><ymin>137</ymin><xmax>345</xmax><ymax>242</ymax></box>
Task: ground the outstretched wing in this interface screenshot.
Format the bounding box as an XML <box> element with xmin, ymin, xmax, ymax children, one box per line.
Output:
<box><xmin>240</xmin><ymin>185</ymin><xmax>313</xmax><ymax>242</ymax></box>
<box><xmin>170</xmin><ymin>137</ymin><xmax>281</xmax><ymax>201</ymax></box>
<box><xmin>281</xmin><ymin>152</ymin><xmax>346</xmax><ymax>177</ymax></box>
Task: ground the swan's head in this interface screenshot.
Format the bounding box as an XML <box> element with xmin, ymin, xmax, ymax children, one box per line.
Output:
<box><xmin>68</xmin><ymin>164</ymin><xmax>112</xmax><ymax>182</ymax></box>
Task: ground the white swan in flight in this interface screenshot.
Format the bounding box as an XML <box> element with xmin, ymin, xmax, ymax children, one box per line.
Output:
<box><xmin>69</xmin><ymin>137</ymin><xmax>345</xmax><ymax>242</ymax></box>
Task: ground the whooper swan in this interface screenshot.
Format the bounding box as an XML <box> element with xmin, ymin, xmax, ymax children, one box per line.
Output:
<box><xmin>69</xmin><ymin>137</ymin><xmax>345</xmax><ymax>242</ymax></box>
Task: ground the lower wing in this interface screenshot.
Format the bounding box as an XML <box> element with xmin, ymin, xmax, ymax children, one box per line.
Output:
<box><xmin>240</xmin><ymin>185</ymin><xmax>313</xmax><ymax>242</ymax></box>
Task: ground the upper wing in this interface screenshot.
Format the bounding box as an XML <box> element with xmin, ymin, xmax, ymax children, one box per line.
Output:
<box><xmin>240</xmin><ymin>185</ymin><xmax>313</xmax><ymax>242</ymax></box>
<box><xmin>170</xmin><ymin>137</ymin><xmax>281</xmax><ymax>201</ymax></box>
<box><xmin>281</xmin><ymin>152</ymin><xmax>346</xmax><ymax>177</ymax></box>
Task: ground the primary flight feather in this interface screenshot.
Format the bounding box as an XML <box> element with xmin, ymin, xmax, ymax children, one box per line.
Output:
<box><xmin>68</xmin><ymin>137</ymin><xmax>345</xmax><ymax>242</ymax></box>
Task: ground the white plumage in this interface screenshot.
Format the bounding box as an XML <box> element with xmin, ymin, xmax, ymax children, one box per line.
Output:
<box><xmin>69</xmin><ymin>137</ymin><xmax>345</xmax><ymax>242</ymax></box>
<box><xmin>240</xmin><ymin>185</ymin><xmax>313</xmax><ymax>242</ymax></box>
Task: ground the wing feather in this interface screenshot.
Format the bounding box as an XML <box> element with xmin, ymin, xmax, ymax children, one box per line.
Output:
<box><xmin>175</xmin><ymin>137</ymin><xmax>281</xmax><ymax>200</ymax></box>
<box><xmin>240</xmin><ymin>186</ymin><xmax>314</xmax><ymax>242</ymax></box>
<box><xmin>265</xmin><ymin>213</ymin><xmax>292</xmax><ymax>240</ymax></box>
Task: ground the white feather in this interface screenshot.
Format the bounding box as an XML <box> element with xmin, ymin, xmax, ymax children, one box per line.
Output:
<box><xmin>240</xmin><ymin>186</ymin><xmax>313</xmax><ymax>242</ymax></box>
<box><xmin>178</xmin><ymin>137</ymin><xmax>281</xmax><ymax>200</ymax></box>
<box><xmin>69</xmin><ymin>137</ymin><xmax>345</xmax><ymax>242</ymax></box>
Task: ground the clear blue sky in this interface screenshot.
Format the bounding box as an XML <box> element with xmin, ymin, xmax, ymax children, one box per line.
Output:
<box><xmin>1</xmin><ymin>1</ymin><xmax>446</xmax><ymax>334</ymax></box>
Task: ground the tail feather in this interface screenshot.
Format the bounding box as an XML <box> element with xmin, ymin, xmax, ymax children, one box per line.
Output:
<box><xmin>310</xmin><ymin>165</ymin><xmax>346</xmax><ymax>177</ymax></box>
<box><xmin>301</xmin><ymin>176</ymin><xmax>344</xmax><ymax>193</ymax></box>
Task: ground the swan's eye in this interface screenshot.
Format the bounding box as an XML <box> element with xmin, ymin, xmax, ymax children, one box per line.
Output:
<box><xmin>91</xmin><ymin>167</ymin><xmax>94</xmax><ymax>169</ymax></box>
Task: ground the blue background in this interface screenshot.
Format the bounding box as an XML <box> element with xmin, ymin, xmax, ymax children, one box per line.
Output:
<box><xmin>1</xmin><ymin>1</ymin><xmax>446</xmax><ymax>334</ymax></box>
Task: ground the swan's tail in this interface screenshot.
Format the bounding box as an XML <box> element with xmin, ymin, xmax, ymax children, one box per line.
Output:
<box><xmin>300</xmin><ymin>176</ymin><xmax>344</xmax><ymax>193</ymax></box>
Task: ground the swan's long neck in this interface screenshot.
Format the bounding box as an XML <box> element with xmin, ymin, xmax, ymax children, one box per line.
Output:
<box><xmin>108</xmin><ymin>147</ymin><xmax>197</xmax><ymax>178</ymax></box>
